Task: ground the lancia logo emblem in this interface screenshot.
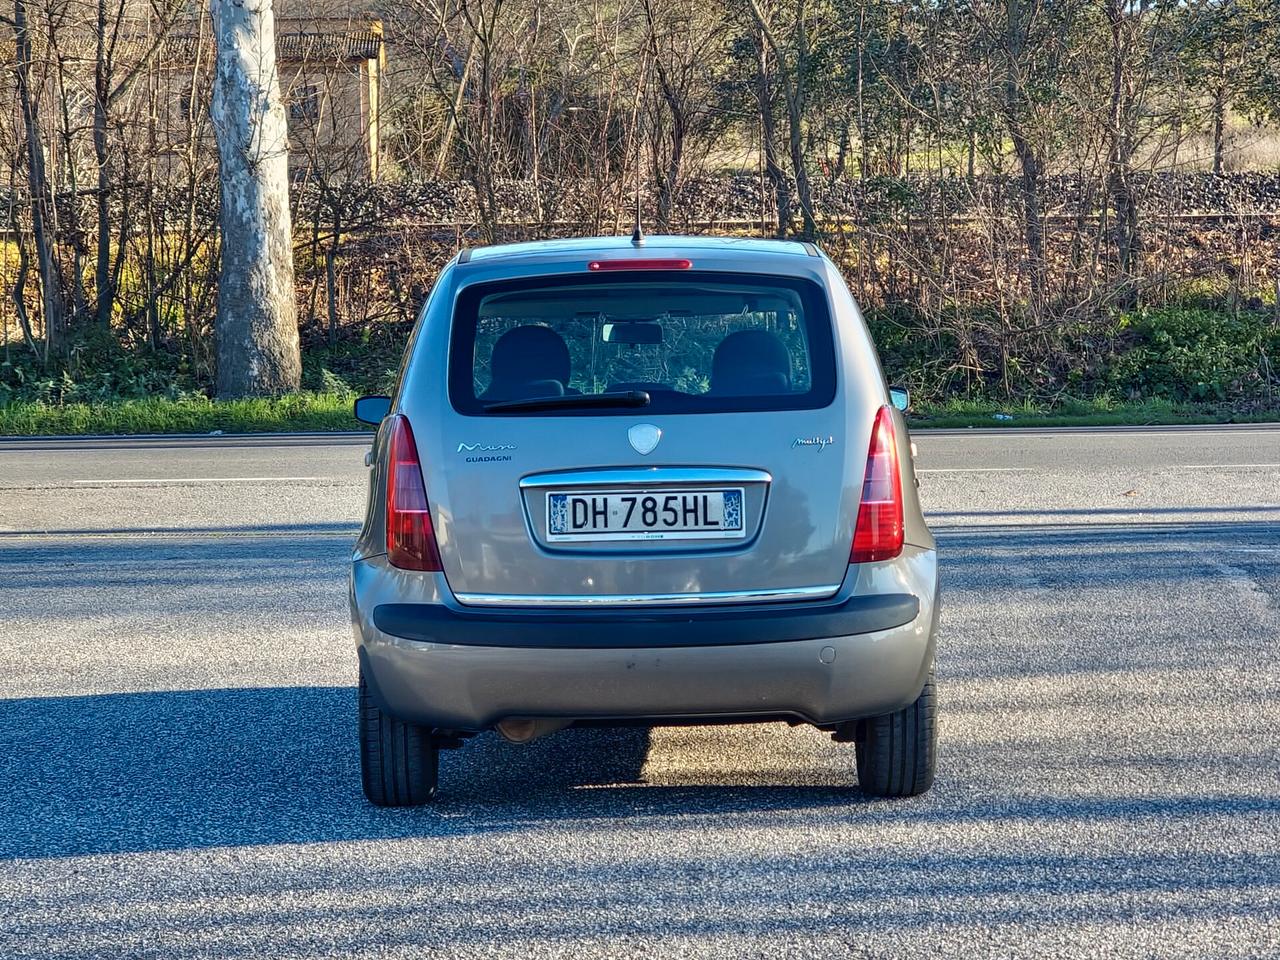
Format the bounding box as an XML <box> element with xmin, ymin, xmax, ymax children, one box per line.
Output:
<box><xmin>628</xmin><ymin>423</ymin><xmax>662</xmax><ymax>455</ymax></box>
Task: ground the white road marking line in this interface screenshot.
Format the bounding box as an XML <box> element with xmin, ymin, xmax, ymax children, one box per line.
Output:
<box><xmin>0</xmin><ymin>530</ymin><xmax>356</xmax><ymax>541</ymax></box>
<box><xmin>72</xmin><ymin>476</ymin><xmax>338</xmax><ymax>484</ymax></box>
<box><xmin>1179</xmin><ymin>463</ymin><xmax>1280</xmax><ymax>469</ymax></box>
<box><xmin>917</xmin><ymin>467</ymin><xmax>1036</xmax><ymax>474</ymax></box>
<box><xmin>917</xmin><ymin>463</ymin><xmax>1279</xmax><ymax>473</ymax></box>
<box><xmin>920</xmin><ymin>427</ymin><xmax>1280</xmax><ymax>439</ymax></box>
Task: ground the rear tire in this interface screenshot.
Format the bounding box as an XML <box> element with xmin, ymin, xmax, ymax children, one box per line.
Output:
<box><xmin>855</xmin><ymin>671</ymin><xmax>937</xmax><ymax>797</ymax></box>
<box><xmin>359</xmin><ymin>668</ymin><xmax>439</xmax><ymax>806</ymax></box>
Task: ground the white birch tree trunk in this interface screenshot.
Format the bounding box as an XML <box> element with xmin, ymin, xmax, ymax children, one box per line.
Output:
<box><xmin>209</xmin><ymin>0</ymin><xmax>301</xmax><ymax>397</ymax></box>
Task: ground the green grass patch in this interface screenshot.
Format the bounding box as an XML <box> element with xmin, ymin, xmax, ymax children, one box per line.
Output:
<box><xmin>0</xmin><ymin>392</ymin><xmax>368</xmax><ymax>436</ymax></box>
<box><xmin>1</xmin><ymin>391</ymin><xmax>1277</xmax><ymax>436</ymax></box>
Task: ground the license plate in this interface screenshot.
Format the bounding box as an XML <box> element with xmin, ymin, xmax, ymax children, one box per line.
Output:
<box><xmin>546</xmin><ymin>488</ymin><xmax>745</xmax><ymax>542</ymax></box>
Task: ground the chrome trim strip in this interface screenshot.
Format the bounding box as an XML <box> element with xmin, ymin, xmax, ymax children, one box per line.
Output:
<box><xmin>453</xmin><ymin>584</ymin><xmax>841</xmax><ymax>608</ymax></box>
<box><xmin>520</xmin><ymin>467</ymin><xmax>772</xmax><ymax>489</ymax></box>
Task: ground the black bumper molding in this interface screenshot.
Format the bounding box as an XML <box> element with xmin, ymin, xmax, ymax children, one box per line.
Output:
<box><xmin>372</xmin><ymin>593</ymin><xmax>919</xmax><ymax>649</ymax></box>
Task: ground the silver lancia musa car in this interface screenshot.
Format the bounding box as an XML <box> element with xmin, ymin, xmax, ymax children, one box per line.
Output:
<box><xmin>350</xmin><ymin>235</ymin><xmax>938</xmax><ymax>805</ymax></box>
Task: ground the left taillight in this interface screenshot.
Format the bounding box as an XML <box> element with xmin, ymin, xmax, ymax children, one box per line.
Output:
<box><xmin>850</xmin><ymin>405</ymin><xmax>905</xmax><ymax>564</ymax></box>
<box><xmin>385</xmin><ymin>414</ymin><xmax>442</xmax><ymax>571</ymax></box>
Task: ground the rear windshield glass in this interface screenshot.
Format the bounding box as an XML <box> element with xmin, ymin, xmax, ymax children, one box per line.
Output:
<box><xmin>448</xmin><ymin>272</ymin><xmax>836</xmax><ymax>416</ymax></box>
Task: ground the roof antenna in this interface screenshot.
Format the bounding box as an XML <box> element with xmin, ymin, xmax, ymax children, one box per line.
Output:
<box><xmin>632</xmin><ymin>126</ymin><xmax>645</xmax><ymax>248</ymax></box>
<box><xmin>631</xmin><ymin>141</ymin><xmax>645</xmax><ymax>246</ymax></box>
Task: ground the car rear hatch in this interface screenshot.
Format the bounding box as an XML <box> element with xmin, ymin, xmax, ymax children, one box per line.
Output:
<box><xmin>417</xmin><ymin>254</ymin><xmax>867</xmax><ymax>606</ymax></box>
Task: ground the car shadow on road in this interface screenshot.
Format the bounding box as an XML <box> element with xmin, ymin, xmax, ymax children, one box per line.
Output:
<box><xmin>5</xmin><ymin>684</ymin><xmax>1277</xmax><ymax>862</ymax></box>
<box><xmin>0</xmin><ymin>685</ymin><xmax>861</xmax><ymax>860</ymax></box>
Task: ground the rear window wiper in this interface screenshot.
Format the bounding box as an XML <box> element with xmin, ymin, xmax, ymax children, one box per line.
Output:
<box><xmin>483</xmin><ymin>390</ymin><xmax>651</xmax><ymax>413</ymax></box>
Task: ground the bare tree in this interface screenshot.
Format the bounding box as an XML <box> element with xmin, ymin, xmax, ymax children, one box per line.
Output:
<box><xmin>1098</xmin><ymin>0</ymin><xmax>1178</xmax><ymax>283</ymax></box>
<box><xmin>12</xmin><ymin>0</ymin><xmax>64</xmax><ymax>358</ymax></box>
<box><xmin>642</xmin><ymin>0</ymin><xmax>728</xmax><ymax>231</ymax></box>
<box><xmin>208</xmin><ymin>0</ymin><xmax>300</xmax><ymax>396</ymax></box>
<box><xmin>752</xmin><ymin>24</ymin><xmax>791</xmax><ymax>235</ymax></box>
<box><xmin>744</xmin><ymin>0</ymin><xmax>818</xmax><ymax>238</ymax></box>
<box><xmin>970</xmin><ymin>0</ymin><xmax>1084</xmax><ymax>316</ymax></box>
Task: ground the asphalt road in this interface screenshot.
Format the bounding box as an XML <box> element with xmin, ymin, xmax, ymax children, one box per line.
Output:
<box><xmin>1</xmin><ymin>426</ymin><xmax>1277</xmax><ymax>958</ymax></box>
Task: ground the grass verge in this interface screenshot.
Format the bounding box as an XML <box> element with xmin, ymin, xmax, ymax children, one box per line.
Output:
<box><xmin>0</xmin><ymin>393</ymin><xmax>363</xmax><ymax>436</ymax></box>
<box><xmin>0</xmin><ymin>393</ymin><xmax>1277</xmax><ymax>437</ymax></box>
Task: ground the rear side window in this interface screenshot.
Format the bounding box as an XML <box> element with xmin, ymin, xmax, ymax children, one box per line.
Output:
<box><xmin>448</xmin><ymin>272</ymin><xmax>836</xmax><ymax>415</ymax></box>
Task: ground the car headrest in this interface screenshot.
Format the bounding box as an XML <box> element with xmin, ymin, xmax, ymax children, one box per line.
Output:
<box><xmin>711</xmin><ymin>330</ymin><xmax>793</xmax><ymax>396</ymax></box>
<box><xmin>489</xmin><ymin>325</ymin><xmax>572</xmax><ymax>388</ymax></box>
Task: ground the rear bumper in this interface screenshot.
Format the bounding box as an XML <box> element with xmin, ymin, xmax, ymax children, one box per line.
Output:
<box><xmin>351</xmin><ymin>547</ymin><xmax>938</xmax><ymax>730</ymax></box>
<box><xmin>371</xmin><ymin>592</ymin><xmax>918</xmax><ymax>649</ymax></box>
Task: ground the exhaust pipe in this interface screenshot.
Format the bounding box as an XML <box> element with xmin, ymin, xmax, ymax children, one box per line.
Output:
<box><xmin>495</xmin><ymin>717</ymin><xmax>572</xmax><ymax>744</ymax></box>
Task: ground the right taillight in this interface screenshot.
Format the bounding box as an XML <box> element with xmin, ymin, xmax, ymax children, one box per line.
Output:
<box><xmin>385</xmin><ymin>414</ymin><xmax>443</xmax><ymax>571</ymax></box>
<box><xmin>850</xmin><ymin>404</ymin><xmax>904</xmax><ymax>563</ymax></box>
